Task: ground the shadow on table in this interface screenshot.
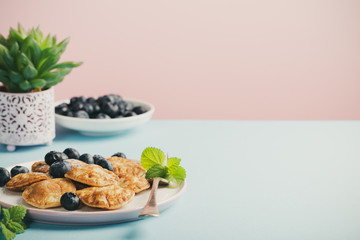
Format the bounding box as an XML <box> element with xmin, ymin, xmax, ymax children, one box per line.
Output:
<box><xmin>0</xmin><ymin>125</ymin><xmax>137</xmax><ymax>153</ymax></box>
<box><xmin>29</xmin><ymin>220</ymin><xmax>147</xmax><ymax>239</ymax></box>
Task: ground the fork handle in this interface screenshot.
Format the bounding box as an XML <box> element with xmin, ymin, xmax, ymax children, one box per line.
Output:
<box><xmin>139</xmin><ymin>178</ymin><xmax>160</xmax><ymax>217</ymax></box>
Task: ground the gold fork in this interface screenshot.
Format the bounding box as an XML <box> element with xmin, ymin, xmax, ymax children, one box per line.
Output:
<box><xmin>138</xmin><ymin>178</ymin><xmax>160</xmax><ymax>217</ymax></box>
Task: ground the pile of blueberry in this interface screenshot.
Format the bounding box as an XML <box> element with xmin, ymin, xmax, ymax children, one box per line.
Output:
<box><xmin>55</xmin><ymin>94</ymin><xmax>147</xmax><ymax>119</ymax></box>
<box><xmin>0</xmin><ymin>148</ymin><xmax>127</xmax><ymax>211</ymax></box>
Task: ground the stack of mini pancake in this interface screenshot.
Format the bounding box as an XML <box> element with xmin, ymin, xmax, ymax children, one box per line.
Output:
<box><xmin>5</xmin><ymin>157</ymin><xmax>150</xmax><ymax>210</ymax></box>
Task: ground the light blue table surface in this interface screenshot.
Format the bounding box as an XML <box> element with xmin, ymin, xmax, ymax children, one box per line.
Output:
<box><xmin>1</xmin><ymin>120</ymin><xmax>360</xmax><ymax>240</ymax></box>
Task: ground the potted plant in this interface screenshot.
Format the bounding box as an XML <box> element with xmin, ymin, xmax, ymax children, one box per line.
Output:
<box><xmin>0</xmin><ymin>24</ymin><xmax>82</xmax><ymax>151</ymax></box>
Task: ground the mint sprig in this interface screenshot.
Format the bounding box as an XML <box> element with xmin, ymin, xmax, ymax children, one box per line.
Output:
<box><xmin>141</xmin><ymin>147</ymin><xmax>186</xmax><ymax>186</ymax></box>
<box><xmin>0</xmin><ymin>205</ymin><xmax>27</xmax><ymax>240</ymax></box>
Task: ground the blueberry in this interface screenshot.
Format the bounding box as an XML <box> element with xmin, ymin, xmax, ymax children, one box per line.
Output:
<box><xmin>78</xmin><ymin>96</ymin><xmax>86</xmax><ymax>103</ymax></box>
<box><xmin>70</xmin><ymin>97</ymin><xmax>79</xmax><ymax>105</ymax></box>
<box><xmin>70</xmin><ymin>102</ymin><xmax>84</xmax><ymax>112</ymax></box>
<box><xmin>109</xmin><ymin>94</ymin><xmax>122</xmax><ymax>104</ymax></box>
<box><xmin>91</xmin><ymin>103</ymin><xmax>101</xmax><ymax>115</ymax></box>
<box><xmin>0</xmin><ymin>167</ymin><xmax>11</xmax><ymax>187</ymax></box>
<box><xmin>79</xmin><ymin>154</ymin><xmax>94</xmax><ymax>164</ymax></box>
<box><xmin>55</xmin><ymin>104</ymin><xmax>70</xmax><ymax>116</ymax></box>
<box><xmin>83</xmin><ymin>103</ymin><xmax>94</xmax><ymax>115</ymax></box>
<box><xmin>73</xmin><ymin>110</ymin><xmax>89</xmax><ymax>118</ymax></box>
<box><xmin>96</xmin><ymin>159</ymin><xmax>114</xmax><ymax>171</ymax></box>
<box><xmin>10</xmin><ymin>166</ymin><xmax>30</xmax><ymax>177</ymax></box>
<box><xmin>49</xmin><ymin>161</ymin><xmax>72</xmax><ymax>178</ymax></box>
<box><xmin>67</xmin><ymin>111</ymin><xmax>74</xmax><ymax>117</ymax></box>
<box><xmin>60</xmin><ymin>192</ymin><xmax>80</xmax><ymax>211</ymax></box>
<box><xmin>95</xmin><ymin>113</ymin><xmax>111</xmax><ymax>119</ymax></box>
<box><xmin>93</xmin><ymin>155</ymin><xmax>106</xmax><ymax>164</ymax></box>
<box><xmin>45</xmin><ymin>151</ymin><xmax>69</xmax><ymax>165</ymax></box>
<box><xmin>124</xmin><ymin>101</ymin><xmax>133</xmax><ymax>111</ymax></box>
<box><xmin>124</xmin><ymin>111</ymin><xmax>137</xmax><ymax>117</ymax></box>
<box><xmin>112</xmin><ymin>152</ymin><xmax>127</xmax><ymax>158</ymax></box>
<box><xmin>132</xmin><ymin>106</ymin><xmax>147</xmax><ymax>114</ymax></box>
<box><xmin>117</xmin><ymin>102</ymin><xmax>126</xmax><ymax>116</ymax></box>
<box><xmin>86</xmin><ymin>97</ymin><xmax>96</xmax><ymax>103</ymax></box>
<box><xmin>102</xmin><ymin>102</ymin><xmax>119</xmax><ymax>118</ymax></box>
<box><xmin>63</xmin><ymin>148</ymin><xmax>80</xmax><ymax>159</ymax></box>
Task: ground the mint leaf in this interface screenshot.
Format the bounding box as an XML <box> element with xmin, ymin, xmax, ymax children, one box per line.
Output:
<box><xmin>166</xmin><ymin>166</ymin><xmax>186</xmax><ymax>185</ymax></box>
<box><xmin>8</xmin><ymin>206</ymin><xmax>26</xmax><ymax>222</ymax></box>
<box><xmin>141</xmin><ymin>147</ymin><xmax>166</xmax><ymax>170</ymax></box>
<box><xmin>6</xmin><ymin>221</ymin><xmax>24</xmax><ymax>234</ymax></box>
<box><xmin>19</xmin><ymin>221</ymin><xmax>27</xmax><ymax>230</ymax></box>
<box><xmin>1</xmin><ymin>209</ymin><xmax>10</xmax><ymax>225</ymax></box>
<box><xmin>145</xmin><ymin>164</ymin><xmax>167</xmax><ymax>179</ymax></box>
<box><xmin>167</xmin><ymin>157</ymin><xmax>181</xmax><ymax>173</ymax></box>
<box><xmin>0</xmin><ymin>222</ymin><xmax>16</xmax><ymax>240</ymax></box>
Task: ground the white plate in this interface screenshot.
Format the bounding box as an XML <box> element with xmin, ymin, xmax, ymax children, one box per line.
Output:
<box><xmin>0</xmin><ymin>161</ymin><xmax>186</xmax><ymax>225</ymax></box>
<box><xmin>55</xmin><ymin>98</ymin><xmax>155</xmax><ymax>136</ymax></box>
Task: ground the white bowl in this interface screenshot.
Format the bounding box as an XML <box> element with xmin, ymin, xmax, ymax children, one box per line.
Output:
<box><xmin>55</xmin><ymin>98</ymin><xmax>155</xmax><ymax>136</ymax></box>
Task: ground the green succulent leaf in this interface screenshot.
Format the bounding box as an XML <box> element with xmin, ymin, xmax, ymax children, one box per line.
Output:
<box><xmin>56</xmin><ymin>38</ymin><xmax>70</xmax><ymax>54</ymax></box>
<box><xmin>9</xmin><ymin>42</ymin><xmax>19</xmax><ymax>57</ymax></box>
<box><xmin>42</xmin><ymin>70</ymin><xmax>60</xmax><ymax>80</ymax></box>
<box><xmin>0</xmin><ymin>76</ymin><xmax>10</xmax><ymax>85</ymax></box>
<box><xmin>9</xmin><ymin>71</ymin><xmax>23</xmax><ymax>83</ymax></box>
<box><xmin>0</xmin><ymin>69</ymin><xmax>8</xmax><ymax>77</ymax></box>
<box><xmin>0</xmin><ymin>45</ymin><xmax>16</xmax><ymax>70</ymax></box>
<box><xmin>52</xmin><ymin>61</ymin><xmax>82</xmax><ymax>69</ymax></box>
<box><xmin>40</xmin><ymin>47</ymin><xmax>57</xmax><ymax>62</ymax></box>
<box><xmin>29</xmin><ymin>39</ymin><xmax>42</xmax><ymax>67</ymax></box>
<box><xmin>52</xmin><ymin>36</ymin><xmax>57</xmax><ymax>46</ymax></box>
<box><xmin>37</xmin><ymin>53</ymin><xmax>60</xmax><ymax>76</ymax></box>
<box><xmin>40</xmin><ymin>34</ymin><xmax>52</xmax><ymax>49</ymax></box>
<box><xmin>22</xmin><ymin>65</ymin><xmax>38</xmax><ymax>79</ymax></box>
<box><xmin>30</xmin><ymin>27</ymin><xmax>43</xmax><ymax>45</ymax></box>
<box><xmin>17</xmin><ymin>24</ymin><xmax>27</xmax><ymax>38</ymax></box>
<box><xmin>58</xmin><ymin>68</ymin><xmax>72</xmax><ymax>77</ymax></box>
<box><xmin>19</xmin><ymin>80</ymin><xmax>32</xmax><ymax>91</ymax></box>
<box><xmin>44</xmin><ymin>76</ymin><xmax>63</xmax><ymax>88</ymax></box>
<box><xmin>0</xmin><ymin>34</ymin><xmax>7</xmax><ymax>46</ymax></box>
<box><xmin>30</xmin><ymin>78</ymin><xmax>46</xmax><ymax>89</ymax></box>
<box><xmin>9</xmin><ymin>27</ymin><xmax>23</xmax><ymax>45</ymax></box>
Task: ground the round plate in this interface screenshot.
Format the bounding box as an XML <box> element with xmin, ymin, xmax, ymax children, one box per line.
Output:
<box><xmin>55</xmin><ymin>98</ymin><xmax>155</xmax><ymax>136</ymax></box>
<box><xmin>0</xmin><ymin>161</ymin><xmax>186</xmax><ymax>225</ymax></box>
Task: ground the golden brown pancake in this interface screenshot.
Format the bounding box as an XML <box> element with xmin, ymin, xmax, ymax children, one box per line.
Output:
<box><xmin>6</xmin><ymin>173</ymin><xmax>50</xmax><ymax>191</ymax></box>
<box><xmin>22</xmin><ymin>178</ymin><xmax>76</xmax><ymax>209</ymax></box>
<box><xmin>107</xmin><ymin>157</ymin><xmax>146</xmax><ymax>177</ymax></box>
<box><xmin>117</xmin><ymin>175</ymin><xmax>150</xmax><ymax>193</ymax></box>
<box><xmin>31</xmin><ymin>161</ymin><xmax>50</xmax><ymax>173</ymax></box>
<box><xmin>64</xmin><ymin>164</ymin><xmax>118</xmax><ymax>187</ymax></box>
<box><xmin>76</xmin><ymin>184</ymin><xmax>134</xmax><ymax>210</ymax></box>
<box><xmin>65</xmin><ymin>159</ymin><xmax>87</xmax><ymax>168</ymax></box>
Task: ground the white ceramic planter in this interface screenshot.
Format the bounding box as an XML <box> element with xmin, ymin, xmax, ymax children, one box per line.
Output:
<box><xmin>0</xmin><ymin>88</ymin><xmax>55</xmax><ymax>151</ymax></box>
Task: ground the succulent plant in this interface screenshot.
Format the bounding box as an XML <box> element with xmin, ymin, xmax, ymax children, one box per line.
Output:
<box><xmin>0</xmin><ymin>24</ymin><xmax>82</xmax><ymax>93</ymax></box>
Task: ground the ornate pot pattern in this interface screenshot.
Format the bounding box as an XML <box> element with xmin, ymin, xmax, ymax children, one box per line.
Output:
<box><xmin>0</xmin><ymin>88</ymin><xmax>55</xmax><ymax>150</ymax></box>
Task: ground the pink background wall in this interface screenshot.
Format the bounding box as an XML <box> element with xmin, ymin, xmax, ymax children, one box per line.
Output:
<box><xmin>1</xmin><ymin>0</ymin><xmax>359</xmax><ymax>120</ymax></box>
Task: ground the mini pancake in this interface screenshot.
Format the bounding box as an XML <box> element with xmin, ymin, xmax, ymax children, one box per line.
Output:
<box><xmin>65</xmin><ymin>159</ymin><xmax>87</xmax><ymax>168</ymax></box>
<box><xmin>31</xmin><ymin>161</ymin><xmax>50</xmax><ymax>173</ymax></box>
<box><xmin>117</xmin><ymin>175</ymin><xmax>150</xmax><ymax>193</ymax></box>
<box><xmin>76</xmin><ymin>184</ymin><xmax>134</xmax><ymax>210</ymax></box>
<box><xmin>6</xmin><ymin>173</ymin><xmax>50</xmax><ymax>192</ymax></box>
<box><xmin>22</xmin><ymin>178</ymin><xmax>76</xmax><ymax>209</ymax></box>
<box><xmin>64</xmin><ymin>164</ymin><xmax>118</xmax><ymax>187</ymax></box>
<box><xmin>107</xmin><ymin>157</ymin><xmax>146</xmax><ymax>177</ymax></box>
